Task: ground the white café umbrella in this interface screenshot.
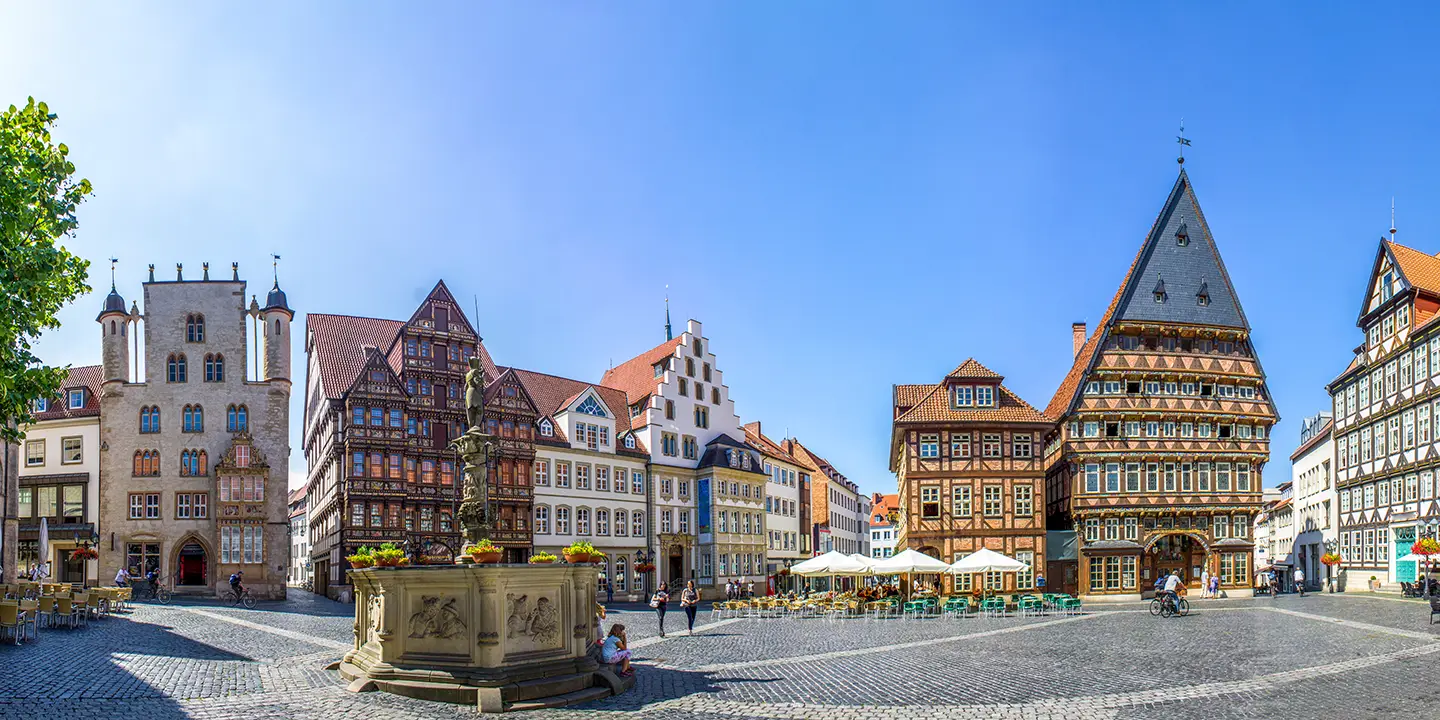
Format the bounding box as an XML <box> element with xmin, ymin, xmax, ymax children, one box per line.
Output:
<box><xmin>789</xmin><ymin>551</ymin><xmax>851</xmax><ymax>576</ymax></box>
<box><xmin>37</xmin><ymin>518</ymin><xmax>50</xmax><ymax>579</ymax></box>
<box><xmin>950</xmin><ymin>548</ymin><xmax>1031</xmax><ymax>601</ymax></box>
<box><xmin>872</xmin><ymin>548</ymin><xmax>952</xmax><ymax>598</ymax></box>
<box><xmin>949</xmin><ymin>547</ymin><xmax>1031</xmax><ymax>574</ymax></box>
<box><xmin>1397</xmin><ymin>553</ymin><xmax>1428</xmax><ymax>563</ymax></box>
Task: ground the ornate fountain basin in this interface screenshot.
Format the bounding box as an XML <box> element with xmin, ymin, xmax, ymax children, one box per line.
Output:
<box><xmin>339</xmin><ymin>564</ymin><xmax>625</xmax><ymax>711</ymax></box>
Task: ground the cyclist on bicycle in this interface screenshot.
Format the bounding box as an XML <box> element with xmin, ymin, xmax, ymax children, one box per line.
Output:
<box><xmin>229</xmin><ymin>571</ymin><xmax>246</xmax><ymax>598</ymax></box>
<box><xmin>146</xmin><ymin>568</ymin><xmax>159</xmax><ymax>597</ymax></box>
<box><xmin>1162</xmin><ymin>570</ymin><xmax>1184</xmax><ymax>612</ymax></box>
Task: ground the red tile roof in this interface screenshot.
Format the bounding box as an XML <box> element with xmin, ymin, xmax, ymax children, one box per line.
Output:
<box><xmin>600</xmin><ymin>337</ymin><xmax>682</xmax><ymax>406</ymax></box>
<box><xmin>947</xmin><ymin>358</ymin><xmax>1003</xmax><ymax>381</ymax></box>
<box><xmin>307</xmin><ymin>313</ymin><xmax>498</xmax><ymax>402</ymax></box>
<box><xmin>510</xmin><ymin>368</ymin><xmax>647</xmax><ymax>454</ymax></box>
<box><xmin>32</xmin><ymin>365</ymin><xmax>103</xmax><ymax>422</ymax></box>
<box><xmin>893</xmin><ymin>369</ymin><xmax>1050</xmax><ymax>426</ymax></box>
<box><xmin>1387</xmin><ymin>241</ymin><xmax>1440</xmax><ymax>296</ymax></box>
<box><xmin>870</xmin><ymin>493</ymin><xmax>898</xmax><ymax>526</ymax></box>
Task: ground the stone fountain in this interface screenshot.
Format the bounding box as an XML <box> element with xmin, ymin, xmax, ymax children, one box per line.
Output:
<box><xmin>338</xmin><ymin>359</ymin><xmax>631</xmax><ymax>712</ymax></box>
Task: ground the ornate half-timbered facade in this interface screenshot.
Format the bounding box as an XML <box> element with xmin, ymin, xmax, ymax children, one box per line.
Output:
<box><xmin>892</xmin><ymin>359</ymin><xmax>1053</xmax><ymax>594</ymax></box>
<box><xmin>479</xmin><ymin>368</ymin><xmax>539</xmax><ymax>562</ymax></box>
<box><xmin>1327</xmin><ymin>237</ymin><xmax>1440</xmax><ymax>590</ymax></box>
<box><xmin>1044</xmin><ymin>169</ymin><xmax>1277</xmax><ymax>599</ymax></box>
<box><xmin>303</xmin><ymin>281</ymin><xmax>507</xmax><ymax>599</ymax></box>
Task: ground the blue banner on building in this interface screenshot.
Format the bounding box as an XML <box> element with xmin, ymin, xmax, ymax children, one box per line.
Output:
<box><xmin>697</xmin><ymin>478</ymin><xmax>712</xmax><ymax>535</ymax></box>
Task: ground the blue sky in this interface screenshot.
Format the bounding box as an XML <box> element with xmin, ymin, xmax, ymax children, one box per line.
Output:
<box><xmin>5</xmin><ymin>3</ymin><xmax>1440</xmax><ymax>493</ymax></box>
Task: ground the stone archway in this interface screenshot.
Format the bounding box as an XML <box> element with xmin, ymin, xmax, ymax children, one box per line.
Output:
<box><xmin>1142</xmin><ymin>531</ymin><xmax>1211</xmax><ymax>588</ymax></box>
<box><xmin>169</xmin><ymin>533</ymin><xmax>212</xmax><ymax>587</ymax></box>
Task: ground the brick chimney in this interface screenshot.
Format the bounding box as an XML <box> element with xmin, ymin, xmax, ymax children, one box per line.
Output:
<box><xmin>1071</xmin><ymin>322</ymin><xmax>1087</xmax><ymax>358</ymax></box>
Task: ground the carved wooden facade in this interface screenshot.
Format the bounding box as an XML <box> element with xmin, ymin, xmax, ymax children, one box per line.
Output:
<box><xmin>891</xmin><ymin>359</ymin><xmax>1053</xmax><ymax>594</ymax></box>
<box><xmin>481</xmin><ymin>369</ymin><xmax>539</xmax><ymax>561</ymax></box>
<box><xmin>1044</xmin><ymin>170</ymin><xmax>1277</xmax><ymax>597</ymax></box>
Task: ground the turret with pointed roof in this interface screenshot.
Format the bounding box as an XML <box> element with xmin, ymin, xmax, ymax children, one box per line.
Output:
<box><xmin>1042</xmin><ymin>169</ymin><xmax>1275</xmax><ymax>600</ymax></box>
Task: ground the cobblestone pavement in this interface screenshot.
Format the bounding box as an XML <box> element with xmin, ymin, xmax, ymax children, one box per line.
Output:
<box><xmin>1</xmin><ymin>591</ymin><xmax>1436</xmax><ymax>719</ymax></box>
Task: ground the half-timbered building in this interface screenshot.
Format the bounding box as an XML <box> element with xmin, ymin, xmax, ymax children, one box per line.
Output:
<box><xmin>303</xmin><ymin>281</ymin><xmax>516</xmax><ymax>599</ymax></box>
<box><xmin>1327</xmin><ymin>236</ymin><xmax>1440</xmax><ymax>590</ymax></box>
<box><xmin>891</xmin><ymin>359</ymin><xmax>1053</xmax><ymax>594</ymax></box>
<box><xmin>1044</xmin><ymin>169</ymin><xmax>1277</xmax><ymax>599</ymax></box>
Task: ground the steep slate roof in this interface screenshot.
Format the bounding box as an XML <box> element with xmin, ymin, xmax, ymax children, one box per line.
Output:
<box><xmin>697</xmin><ymin>433</ymin><xmax>768</xmax><ymax>474</ymax></box>
<box><xmin>1289</xmin><ymin>416</ymin><xmax>1333</xmax><ymax>462</ymax></box>
<box><xmin>600</xmin><ymin>337</ymin><xmax>682</xmax><ymax>406</ymax></box>
<box><xmin>32</xmin><ymin>365</ymin><xmax>103</xmax><ymax>422</ymax></box>
<box><xmin>1045</xmin><ymin>169</ymin><xmax>1251</xmax><ymax>419</ymax></box>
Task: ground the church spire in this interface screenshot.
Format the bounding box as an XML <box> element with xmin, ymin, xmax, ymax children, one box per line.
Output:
<box><xmin>664</xmin><ymin>285</ymin><xmax>673</xmax><ymax>341</ymax></box>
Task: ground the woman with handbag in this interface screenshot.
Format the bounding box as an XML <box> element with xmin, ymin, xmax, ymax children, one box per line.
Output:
<box><xmin>651</xmin><ymin>582</ymin><xmax>670</xmax><ymax>638</ymax></box>
<box><xmin>680</xmin><ymin>580</ymin><xmax>700</xmax><ymax>635</ymax></box>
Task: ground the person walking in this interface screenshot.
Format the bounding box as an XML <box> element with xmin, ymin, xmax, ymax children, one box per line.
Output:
<box><xmin>681</xmin><ymin>580</ymin><xmax>700</xmax><ymax>636</ymax></box>
<box><xmin>1200</xmin><ymin>569</ymin><xmax>1211</xmax><ymax>599</ymax></box>
<box><xmin>651</xmin><ymin>582</ymin><xmax>670</xmax><ymax>638</ymax></box>
<box><xmin>747</xmin><ymin>580</ymin><xmax>755</xmax><ymax>599</ymax></box>
<box><xmin>724</xmin><ymin>579</ymin><xmax>733</xmax><ymax>600</ymax></box>
<box><xmin>604</xmin><ymin>576</ymin><xmax>614</xmax><ymax>605</ymax></box>
<box><xmin>1208</xmin><ymin>573</ymin><xmax>1220</xmax><ymax>599</ymax></box>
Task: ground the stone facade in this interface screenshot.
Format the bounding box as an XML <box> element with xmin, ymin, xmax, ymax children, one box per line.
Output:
<box><xmin>97</xmin><ymin>265</ymin><xmax>292</xmax><ymax>599</ymax></box>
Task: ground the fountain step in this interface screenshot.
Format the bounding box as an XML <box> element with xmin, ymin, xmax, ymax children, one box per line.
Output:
<box><xmin>506</xmin><ymin>672</ymin><xmax>594</xmax><ymax>702</ymax></box>
<box><xmin>505</xmin><ymin>686</ymin><xmax>611</xmax><ymax>712</ymax></box>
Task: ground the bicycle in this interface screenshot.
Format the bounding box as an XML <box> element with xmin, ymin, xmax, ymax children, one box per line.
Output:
<box><xmin>1158</xmin><ymin>594</ymin><xmax>1190</xmax><ymax>618</ymax></box>
<box><xmin>225</xmin><ymin>588</ymin><xmax>257</xmax><ymax>609</ymax></box>
<box><xmin>138</xmin><ymin>576</ymin><xmax>172</xmax><ymax>604</ymax></box>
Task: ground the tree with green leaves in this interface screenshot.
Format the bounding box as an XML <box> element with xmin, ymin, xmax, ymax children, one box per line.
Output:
<box><xmin>1</xmin><ymin>97</ymin><xmax>93</xmax><ymax>582</ymax></box>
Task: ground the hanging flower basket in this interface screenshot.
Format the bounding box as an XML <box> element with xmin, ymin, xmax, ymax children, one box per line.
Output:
<box><xmin>69</xmin><ymin>547</ymin><xmax>98</xmax><ymax>562</ymax></box>
<box><xmin>635</xmin><ymin>562</ymin><xmax>656</xmax><ymax>573</ymax></box>
<box><xmin>1320</xmin><ymin>553</ymin><xmax>1343</xmax><ymax>567</ymax></box>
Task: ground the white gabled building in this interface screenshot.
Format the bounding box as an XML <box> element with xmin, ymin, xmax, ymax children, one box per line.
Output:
<box><xmin>603</xmin><ymin>318</ymin><xmax>765</xmax><ymax>599</ymax></box>
<box><xmin>743</xmin><ymin>422</ymin><xmax>804</xmax><ymax>588</ymax></box>
<box><xmin>515</xmin><ymin>369</ymin><xmax>650</xmax><ymax>602</ymax></box>
<box><xmin>1290</xmin><ymin>413</ymin><xmax>1335</xmax><ymax>591</ymax></box>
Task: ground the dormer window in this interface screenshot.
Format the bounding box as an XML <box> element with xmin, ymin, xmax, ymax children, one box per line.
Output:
<box><xmin>1175</xmin><ymin>221</ymin><xmax>1189</xmax><ymax>246</ymax></box>
<box><xmin>575</xmin><ymin>395</ymin><xmax>607</xmax><ymax>417</ymax></box>
<box><xmin>953</xmin><ymin>386</ymin><xmax>974</xmax><ymax>407</ymax></box>
<box><xmin>538</xmin><ymin>419</ymin><xmax>553</xmax><ymax>437</ymax></box>
<box><xmin>33</xmin><ymin>398</ymin><xmax>48</xmax><ymax>413</ymax></box>
<box><xmin>1153</xmin><ymin>278</ymin><xmax>1167</xmax><ymax>304</ymax></box>
<box><xmin>1196</xmin><ymin>281</ymin><xmax>1210</xmax><ymax>307</ymax></box>
<box><xmin>653</xmin><ymin>362</ymin><xmax>664</xmax><ymax>378</ymax></box>
<box><xmin>624</xmin><ymin>435</ymin><xmax>636</xmax><ymax>449</ymax></box>
<box><xmin>67</xmin><ymin>389</ymin><xmax>85</xmax><ymax>409</ymax></box>
<box><xmin>975</xmin><ymin>385</ymin><xmax>994</xmax><ymax>407</ymax></box>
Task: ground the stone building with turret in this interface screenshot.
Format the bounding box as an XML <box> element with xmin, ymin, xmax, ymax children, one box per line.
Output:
<box><xmin>96</xmin><ymin>263</ymin><xmax>292</xmax><ymax>599</ymax></box>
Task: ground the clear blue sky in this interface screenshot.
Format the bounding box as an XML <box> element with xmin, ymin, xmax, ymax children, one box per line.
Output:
<box><xmin>5</xmin><ymin>3</ymin><xmax>1439</xmax><ymax>492</ymax></box>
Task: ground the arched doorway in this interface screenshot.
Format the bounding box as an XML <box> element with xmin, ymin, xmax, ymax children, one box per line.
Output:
<box><xmin>1144</xmin><ymin>532</ymin><xmax>1209</xmax><ymax>590</ymax></box>
<box><xmin>667</xmin><ymin>544</ymin><xmax>684</xmax><ymax>586</ymax></box>
<box><xmin>177</xmin><ymin>541</ymin><xmax>208</xmax><ymax>586</ymax></box>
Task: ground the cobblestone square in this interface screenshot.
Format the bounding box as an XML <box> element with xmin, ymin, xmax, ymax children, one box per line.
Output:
<box><xmin>1</xmin><ymin>592</ymin><xmax>1436</xmax><ymax>719</ymax></box>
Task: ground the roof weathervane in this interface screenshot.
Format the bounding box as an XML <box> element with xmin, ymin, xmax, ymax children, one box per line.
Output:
<box><xmin>1176</xmin><ymin>119</ymin><xmax>1191</xmax><ymax>165</ymax></box>
<box><xmin>109</xmin><ymin>257</ymin><xmax>118</xmax><ymax>290</ymax></box>
<box><xmin>1391</xmin><ymin>197</ymin><xmax>1397</xmax><ymax>239</ymax></box>
<box><xmin>271</xmin><ymin>253</ymin><xmax>281</xmax><ymax>285</ymax></box>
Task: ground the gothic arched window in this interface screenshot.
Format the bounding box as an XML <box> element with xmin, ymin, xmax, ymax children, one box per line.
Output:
<box><xmin>167</xmin><ymin>353</ymin><xmax>187</xmax><ymax>383</ymax></box>
<box><xmin>204</xmin><ymin>353</ymin><xmax>225</xmax><ymax>382</ymax></box>
<box><xmin>186</xmin><ymin>314</ymin><xmax>205</xmax><ymax>343</ymax></box>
